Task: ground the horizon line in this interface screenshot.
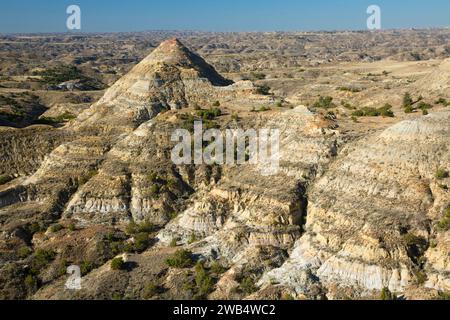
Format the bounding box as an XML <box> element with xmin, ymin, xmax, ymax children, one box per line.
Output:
<box><xmin>2</xmin><ymin>26</ymin><xmax>450</xmax><ymax>36</ymax></box>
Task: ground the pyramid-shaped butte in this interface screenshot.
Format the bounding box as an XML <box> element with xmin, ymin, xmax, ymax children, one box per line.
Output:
<box><xmin>73</xmin><ymin>39</ymin><xmax>236</xmax><ymax>132</ymax></box>
<box><xmin>143</xmin><ymin>38</ymin><xmax>232</xmax><ymax>86</ymax></box>
<box><xmin>73</xmin><ymin>38</ymin><xmax>275</xmax><ymax>135</ymax></box>
<box><xmin>95</xmin><ymin>38</ymin><xmax>232</xmax><ymax>110</ymax></box>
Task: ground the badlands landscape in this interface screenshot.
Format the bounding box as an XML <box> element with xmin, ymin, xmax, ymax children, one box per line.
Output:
<box><xmin>0</xmin><ymin>30</ymin><xmax>449</xmax><ymax>300</ymax></box>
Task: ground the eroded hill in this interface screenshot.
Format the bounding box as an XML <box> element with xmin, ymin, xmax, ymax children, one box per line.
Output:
<box><xmin>0</xmin><ymin>37</ymin><xmax>449</xmax><ymax>300</ymax></box>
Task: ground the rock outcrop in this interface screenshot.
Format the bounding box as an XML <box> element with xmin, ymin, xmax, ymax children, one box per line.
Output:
<box><xmin>260</xmin><ymin>111</ymin><xmax>450</xmax><ymax>297</ymax></box>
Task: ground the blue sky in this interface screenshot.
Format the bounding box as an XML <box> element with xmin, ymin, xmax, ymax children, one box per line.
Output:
<box><xmin>1</xmin><ymin>0</ymin><xmax>449</xmax><ymax>33</ymax></box>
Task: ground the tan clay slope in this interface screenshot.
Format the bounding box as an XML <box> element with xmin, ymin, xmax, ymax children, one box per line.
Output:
<box><xmin>31</xmin><ymin>106</ymin><xmax>343</xmax><ymax>300</ymax></box>
<box><xmin>0</xmin><ymin>40</ymin><xmax>273</xmax><ymax>225</ymax></box>
<box><xmin>414</xmin><ymin>58</ymin><xmax>450</xmax><ymax>94</ymax></box>
<box><xmin>1</xmin><ymin>38</ymin><xmax>448</xmax><ymax>300</ymax></box>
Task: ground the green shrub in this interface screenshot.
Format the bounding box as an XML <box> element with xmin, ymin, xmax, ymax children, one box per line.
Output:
<box><xmin>352</xmin><ymin>104</ymin><xmax>394</xmax><ymax>118</ymax></box>
<box><xmin>256</xmin><ymin>85</ymin><xmax>271</xmax><ymax>95</ymax></box>
<box><xmin>28</xmin><ymin>222</ymin><xmax>46</xmax><ymax>235</ymax></box>
<box><xmin>133</xmin><ymin>233</ymin><xmax>150</xmax><ymax>253</ymax></box>
<box><xmin>188</xmin><ymin>233</ymin><xmax>197</xmax><ymax>245</ymax></box>
<box><xmin>437</xmin><ymin>207</ymin><xmax>450</xmax><ymax>231</ymax></box>
<box><xmin>35</xmin><ymin>112</ymin><xmax>77</xmax><ymax>126</ymax></box>
<box><xmin>38</xmin><ymin>64</ymin><xmax>104</xmax><ymax>89</ymax></box>
<box><xmin>57</xmin><ymin>261</ymin><xmax>69</xmax><ymax>276</ymax></box>
<box><xmin>34</xmin><ymin>249</ymin><xmax>56</xmax><ymax>262</ymax></box>
<box><xmin>169</xmin><ymin>238</ymin><xmax>179</xmax><ymax>247</ymax></box>
<box><xmin>126</xmin><ymin>222</ymin><xmax>138</xmax><ymax>235</ymax></box>
<box><xmin>281</xmin><ymin>293</ymin><xmax>295</xmax><ymax>300</ymax></box>
<box><xmin>48</xmin><ymin>224</ymin><xmax>63</xmax><ymax>233</ymax></box>
<box><xmin>150</xmin><ymin>185</ymin><xmax>161</xmax><ymax>198</ymax></box>
<box><xmin>181</xmin><ymin>114</ymin><xmax>196</xmax><ymax>132</ymax></box>
<box><xmin>39</xmin><ymin>65</ymin><xmax>82</xmax><ymax>85</ymax></box>
<box><xmin>342</xmin><ymin>102</ymin><xmax>356</xmax><ymax>110</ymax></box>
<box><xmin>379</xmin><ymin>104</ymin><xmax>395</xmax><ymax>117</ymax></box>
<box><xmin>437</xmin><ymin>291</ymin><xmax>450</xmax><ymax>300</ymax></box>
<box><xmin>147</xmin><ymin>172</ymin><xmax>158</xmax><ymax>183</ymax></box>
<box><xmin>258</xmin><ymin>106</ymin><xmax>270</xmax><ymax>112</ymax></box>
<box><xmin>435</xmin><ymin>98</ymin><xmax>448</xmax><ymax>106</ymax></box>
<box><xmin>167</xmin><ymin>211</ymin><xmax>178</xmax><ymax>220</ymax></box>
<box><xmin>250</xmin><ymin>72</ymin><xmax>266</xmax><ymax>80</ymax></box>
<box><xmin>111</xmin><ymin>257</ymin><xmax>126</xmax><ymax>270</ymax></box>
<box><xmin>403</xmin><ymin>92</ymin><xmax>413</xmax><ymax>108</ymax></box>
<box><xmin>194</xmin><ymin>262</ymin><xmax>214</xmax><ymax>299</ymax></box>
<box><xmin>126</xmin><ymin>220</ymin><xmax>155</xmax><ymax>235</ymax></box>
<box><xmin>312</xmin><ymin>96</ymin><xmax>336</xmax><ymax>109</ymax></box>
<box><xmin>137</xmin><ymin>221</ymin><xmax>155</xmax><ymax>233</ymax></box>
<box><xmin>0</xmin><ymin>175</ymin><xmax>12</xmax><ymax>185</ymax></box>
<box><xmin>80</xmin><ymin>261</ymin><xmax>94</xmax><ymax>276</ymax></box>
<box><xmin>414</xmin><ymin>270</ymin><xmax>428</xmax><ymax>285</ymax></box>
<box><xmin>436</xmin><ymin>169</ymin><xmax>449</xmax><ymax>179</ymax></box>
<box><xmin>380</xmin><ymin>287</ymin><xmax>396</xmax><ymax>300</ymax></box>
<box><xmin>18</xmin><ymin>246</ymin><xmax>32</xmax><ymax>259</ymax></box>
<box><xmin>351</xmin><ymin>110</ymin><xmax>364</xmax><ymax>117</ymax></box>
<box><xmin>30</xmin><ymin>249</ymin><xmax>56</xmax><ymax>274</ymax></box>
<box><xmin>404</xmin><ymin>105</ymin><xmax>414</xmax><ymax>113</ymax></box>
<box><xmin>210</xmin><ymin>262</ymin><xmax>226</xmax><ymax>275</ymax></box>
<box><xmin>364</xmin><ymin>107</ymin><xmax>382</xmax><ymax>116</ymax></box>
<box><xmin>403</xmin><ymin>233</ymin><xmax>427</xmax><ymax>247</ymax></box>
<box><xmin>112</xmin><ymin>293</ymin><xmax>123</xmax><ymax>300</ymax></box>
<box><xmin>197</xmin><ymin>108</ymin><xmax>222</xmax><ymax>120</ymax></box>
<box><xmin>417</xmin><ymin>101</ymin><xmax>433</xmax><ymax>111</ymax></box>
<box><xmin>143</xmin><ymin>282</ymin><xmax>160</xmax><ymax>299</ymax></box>
<box><xmin>24</xmin><ymin>275</ymin><xmax>38</xmax><ymax>291</ymax></box>
<box><xmin>240</xmin><ymin>276</ymin><xmax>257</xmax><ymax>295</ymax></box>
<box><xmin>166</xmin><ymin>249</ymin><xmax>194</xmax><ymax>268</ymax></box>
<box><xmin>336</xmin><ymin>86</ymin><xmax>362</xmax><ymax>93</ymax></box>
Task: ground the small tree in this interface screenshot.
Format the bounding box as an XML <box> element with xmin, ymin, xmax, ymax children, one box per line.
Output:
<box><xmin>194</xmin><ymin>262</ymin><xmax>214</xmax><ymax>299</ymax></box>
<box><xmin>80</xmin><ymin>261</ymin><xmax>94</xmax><ymax>276</ymax></box>
<box><xmin>166</xmin><ymin>250</ymin><xmax>194</xmax><ymax>268</ymax></box>
<box><xmin>404</xmin><ymin>105</ymin><xmax>414</xmax><ymax>114</ymax></box>
<box><xmin>403</xmin><ymin>92</ymin><xmax>413</xmax><ymax>108</ymax></box>
<box><xmin>18</xmin><ymin>246</ymin><xmax>32</xmax><ymax>259</ymax></box>
<box><xmin>133</xmin><ymin>233</ymin><xmax>150</xmax><ymax>253</ymax></box>
<box><xmin>111</xmin><ymin>257</ymin><xmax>126</xmax><ymax>270</ymax></box>
<box><xmin>24</xmin><ymin>275</ymin><xmax>38</xmax><ymax>292</ymax></box>
<box><xmin>48</xmin><ymin>224</ymin><xmax>63</xmax><ymax>233</ymax></box>
<box><xmin>0</xmin><ymin>175</ymin><xmax>12</xmax><ymax>185</ymax></box>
